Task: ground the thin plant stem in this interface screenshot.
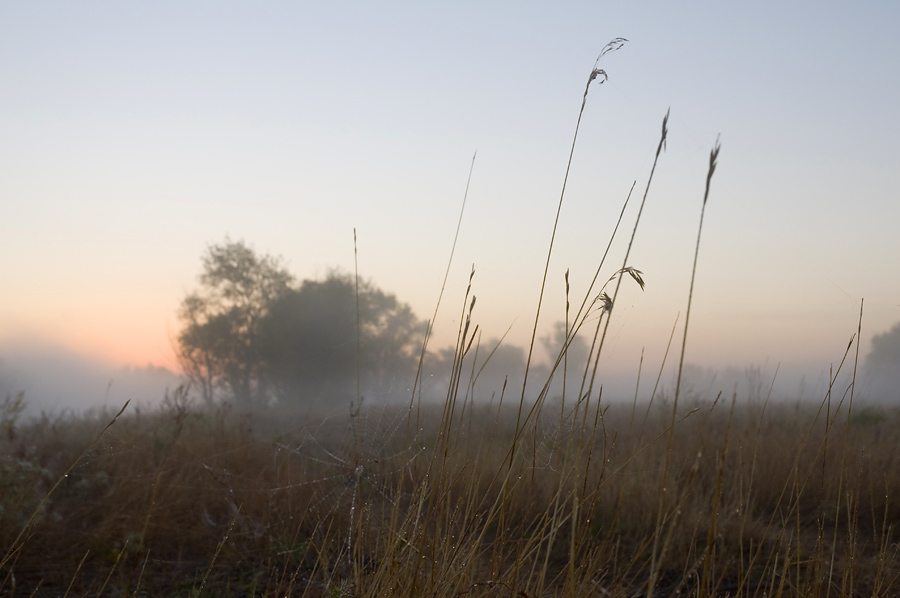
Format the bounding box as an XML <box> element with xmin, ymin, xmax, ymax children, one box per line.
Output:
<box><xmin>670</xmin><ymin>136</ymin><xmax>722</xmax><ymax>457</ymax></box>
<box><xmin>514</xmin><ymin>38</ymin><xmax>627</xmax><ymax>459</ymax></box>
<box><xmin>583</xmin><ymin>109</ymin><xmax>669</xmax><ymax>403</ymax></box>
<box><xmin>408</xmin><ymin>152</ymin><xmax>478</xmax><ymax>433</ymax></box>
<box><xmin>354</xmin><ymin>229</ymin><xmax>361</xmax><ymax>415</ymax></box>
<box><xmin>649</xmin><ymin>135</ymin><xmax>720</xmax><ymax>598</ymax></box>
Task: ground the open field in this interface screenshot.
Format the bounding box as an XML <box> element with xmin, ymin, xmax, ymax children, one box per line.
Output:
<box><xmin>1</xmin><ymin>384</ymin><xmax>898</xmax><ymax>597</ymax></box>
<box><xmin>3</xmin><ymin>32</ymin><xmax>896</xmax><ymax>597</ymax></box>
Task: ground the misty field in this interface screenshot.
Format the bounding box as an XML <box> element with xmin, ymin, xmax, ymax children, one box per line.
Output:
<box><xmin>0</xmin><ymin>388</ymin><xmax>898</xmax><ymax>597</ymax></box>
<box><xmin>4</xmin><ymin>40</ymin><xmax>897</xmax><ymax>597</ymax></box>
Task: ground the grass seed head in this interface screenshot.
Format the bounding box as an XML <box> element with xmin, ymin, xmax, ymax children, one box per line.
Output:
<box><xmin>703</xmin><ymin>135</ymin><xmax>722</xmax><ymax>205</ymax></box>
<box><xmin>623</xmin><ymin>267</ymin><xmax>646</xmax><ymax>291</ymax></box>
<box><xmin>584</xmin><ymin>38</ymin><xmax>628</xmax><ymax>98</ymax></box>
<box><xmin>657</xmin><ymin>108</ymin><xmax>670</xmax><ymax>157</ymax></box>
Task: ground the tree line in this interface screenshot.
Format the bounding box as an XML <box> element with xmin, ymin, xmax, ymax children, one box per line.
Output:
<box><xmin>176</xmin><ymin>239</ymin><xmax>595</xmax><ymax>409</ymax></box>
<box><xmin>178</xmin><ymin>239</ymin><xmax>900</xmax><ymax>409</ymax></box>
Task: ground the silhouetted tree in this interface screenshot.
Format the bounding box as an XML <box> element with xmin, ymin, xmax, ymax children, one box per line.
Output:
<box><xmin>866</xmin><ymin>322</ymin><xmax>900</xmax><ymax>402</ymax></box>
<box><xmin>258</xmin><ymin>272</ymin><xmax>425</xmax><ymax>405</ymax></box>
<box><xmin>420</xmin><ymin>339</ymin><xmax>528</xmax><ymax>402</ymax></box>
<box><xmin>177</xmin><ymin>239</ymin><xmax>428</xmax><ymax>407</ymax></box>
<box><xmin>419</xmin><ymin>323</ymin><xmax>596</xmax><ymax>405</ymax></box>
<box><xmin>539</xmin><ymin>320</ymin><xmax>594</xmax><ymax>401</ymax></box>
<box><xmin>177</xmin><ymin>239</ymin><xmax>294</xmax><ymax>406</ymax></box>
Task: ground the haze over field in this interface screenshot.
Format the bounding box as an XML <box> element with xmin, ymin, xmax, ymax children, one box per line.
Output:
<box><xmin>1</xmin><ymin>2</ymin><xmax>899</xmax><ymax>410</ymax></box>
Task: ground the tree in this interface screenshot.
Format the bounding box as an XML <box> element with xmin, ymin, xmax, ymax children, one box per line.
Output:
<box><xmin>258</xmin><ymin>272</ymin><xmax>425</xmax><ymax>405</ymax></box>
<box><xmin>177</xmin><ymin>239</ymin><xmax>426</xmax><ymax>407</ymax></box>
<box><xmin>539</xmin><ymin>320</ymin><xmax>594</xmax><ymax>400</ymax></box>
<box><xmin>420</xmin><ymin>339</ymin><xmax>527</xmax><ymax>402</ymax></box>
<box><xmin>177</xmin><ymin>239</ymin><xmax>294</xmax><ymax>406</ymax></box>
<box><xmin>865</xmin><ymin>321</ymin><xmax>900</xmax><ymax>402</ymax></box>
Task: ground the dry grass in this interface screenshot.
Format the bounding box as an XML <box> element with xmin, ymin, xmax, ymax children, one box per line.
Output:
<box><xmin>0</xmin><ymin>390</ymin><xmax>898</xmax><ymax>597</ymax></box>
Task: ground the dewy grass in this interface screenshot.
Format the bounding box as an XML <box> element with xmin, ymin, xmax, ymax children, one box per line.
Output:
<box><xmin>0</xmin><ymin>400</ymin><xmax>130</xmax><ymax>574</ymax></box>
<box><xmin>2</xmin><ymin>47</ymin><xmax>898</xmax><ymax>598</ymax></box>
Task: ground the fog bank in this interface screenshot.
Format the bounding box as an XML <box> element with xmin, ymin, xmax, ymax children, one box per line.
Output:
<box><xmin>0</xmin><ymin>340</ymin><xmax>182</xmax><ymax>415</ymax></box>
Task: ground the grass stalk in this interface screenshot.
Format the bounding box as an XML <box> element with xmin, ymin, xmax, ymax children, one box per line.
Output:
<box><xmin>582</xmin><ymin>109</ymin><xmax>669</xmax><ymax>404</ymax></box>
<box><xmin>408</xmin><ymin>152</ymin><xmax>478</xmax><ymax>434</ymax></box>
<box><xmin>649</xmin><ymin>135</ymin><xmax>720</xmax><ymax>598</ymax></box>
<box><xmin>515</xmin><ymin>38</ymin><xmax>627</xmax><ymax>452</ymax></box>
<box><xmin>670</xmin><ymin>135</ymin><xmax>722</xmax><ymax>450</ymax></box>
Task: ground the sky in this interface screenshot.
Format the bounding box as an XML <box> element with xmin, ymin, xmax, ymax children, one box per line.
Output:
<box><xmin>1</xmin><ymin>1</ymin><xmax>898</xmax><ymax>409</ymax></box>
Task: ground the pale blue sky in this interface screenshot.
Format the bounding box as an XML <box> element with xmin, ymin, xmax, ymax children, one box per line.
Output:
<box><xmin>1</xmin><ymin>1</ymin><xmax>898</xmax><ymax>399</ymax></box>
